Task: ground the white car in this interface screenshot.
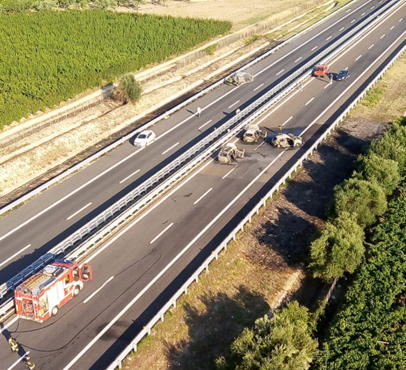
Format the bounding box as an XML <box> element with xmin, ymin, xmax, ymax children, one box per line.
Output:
<box><xmin>133</xmin><ymin>130</ymin><xmax>156</xmax><ymax>147</ymax></box>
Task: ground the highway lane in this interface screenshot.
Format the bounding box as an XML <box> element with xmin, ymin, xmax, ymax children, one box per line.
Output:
<box><xmin>1</xmin><ymin>5</ymin><xmax>404</xmax><ymax>368</ymax></box>
<box><xmin>0</xmin><ymin>0</ymin><xmax>389</xmax><ymax>283</ymax></box>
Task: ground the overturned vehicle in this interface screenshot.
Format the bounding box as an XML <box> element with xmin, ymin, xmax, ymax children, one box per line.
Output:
<box><xmin>218</xmin><ymin>143</ymin><xmax>245</xmax><ymax>164</ymax></box>
<box><xmin>243</xmin><ymin>124</ymin><xmax>267</xmax><ymax>143</ymax></box>
<box><xmin>225</xmin><ymin>71</ymin><xmax>254</xmax><ymax>86</ymax></box>
<box><xmin>271</xmin><ymin>133</ymin><xmax>303</xmax><ymax>148</ymax></box>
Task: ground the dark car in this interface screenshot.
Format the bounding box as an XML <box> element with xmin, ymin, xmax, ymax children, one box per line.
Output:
<box><xmin>336</xmin><ymin>69</ymin><xmax>350</xmax><ymax>81</ymax></box>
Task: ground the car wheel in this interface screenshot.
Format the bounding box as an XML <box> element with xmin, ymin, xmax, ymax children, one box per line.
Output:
<box><xmin>73</xmin><ymin>285</ymin><xmax>81</xmax><ymax>297</ymax></box>
<box><xmin>51</xmin><ymin>306</ymin><xmax>59</xmax><ymax>317</ymax></box>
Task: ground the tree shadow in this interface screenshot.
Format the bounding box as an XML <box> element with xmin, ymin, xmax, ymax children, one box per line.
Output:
<box><xmin>164</xmin><ymin>285</ymin><xmax>269</xmax><ymax>370</ymax></box>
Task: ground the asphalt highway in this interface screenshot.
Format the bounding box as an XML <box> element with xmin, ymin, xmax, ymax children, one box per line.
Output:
<box><xmin>0</xmin><ymin>0</ymin><xmax>388</xmax><ymax>286</ymax></box>
<box><xmin>1</xmin><ymin>1</ymin><xmax>405</xmax><ymax>368</ymax></box>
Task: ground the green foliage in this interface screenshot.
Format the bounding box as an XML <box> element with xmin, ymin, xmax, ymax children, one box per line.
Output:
<box><xmin>122</xmin><ymin>74</ymin><xmax>142</xmax><ymax>103</ymax></box>
<box><xmin>204</xmin><ymin>43</ymin><xmax>218</xmax><ymax>56</ymax></box>
<box><xmin>33</xmin><ymin>0</ymin><xmax>57</xmax><ymax>11</ymax></box>
<box><xmin>245</xmin><ymin>34</ymin><xmax>261</xmax><ymax>45</ymax></box>
<box><xmin>361</xmin><ymin>86</ymin><xmax>386</xmax><ymax>106</ymax></box>
<box><xmin>0</xmin><ymin>11</ymin><xmax>231</xmax><ymax>129</ymax></box>
<box><xmin>315</xmin><ymin>190</ymin><xmax>406</xmax><ymax>370</ymax></box>
<box><xmin>93</xmin><ymin>0</ymin><xmax>116</xmax><ymax>9</ymax></box>
<box><xmin>332</xmin><ymin>178</ymin><xmax>387</xmax><ymax>226</ymax></box>
<box><xmin>308</xmin><ymin>212</ymin><xmax>365</xmax><ymax>282</ymax></box>
<box><xmin>216</xmin><ymin>302</ymin><xmax>318</xmax><ymax>370</ymax></box>
<box><xmin>356</xmin><ymin>152</ymin><xmax>400</xmax><ymax>195</ymax></box>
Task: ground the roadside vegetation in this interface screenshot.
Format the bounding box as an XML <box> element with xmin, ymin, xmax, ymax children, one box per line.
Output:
<box><xmin>0</xmin><ymin>11</ymin><xmax>231</xmax><ymax>129</ymax></box>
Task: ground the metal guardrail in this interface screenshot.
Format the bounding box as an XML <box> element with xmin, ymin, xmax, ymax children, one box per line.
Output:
<box><xmin>106</xmin><ymin>30</ymin><xmax>406</xmax><ymax>370</ymax></box>
<box><xmin>0</xmin><ymin>0</ymin><xmax>360</xmax><ymax>218</ymax></box>
<box><xmin>0</xmin><ymin>0</ymin><xmax>400</xmax><ymax>306</ymax></box>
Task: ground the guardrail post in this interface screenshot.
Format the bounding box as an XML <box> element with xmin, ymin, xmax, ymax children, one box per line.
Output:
<box><xmin>173</xmin><ymin>298</ymin><xmax>177</xmax><ymax>308</ymax></box>
<box><xmin>205</xmin><ymin>263</ymin><xmax>209</xmax><ymax>272</ymax></box>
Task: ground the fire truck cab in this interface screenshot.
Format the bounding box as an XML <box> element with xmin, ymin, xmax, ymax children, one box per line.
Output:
<box><xmin>15</xmin><ymin>260</ymin><xmax>92</xmax><ymax>323</ymax></box>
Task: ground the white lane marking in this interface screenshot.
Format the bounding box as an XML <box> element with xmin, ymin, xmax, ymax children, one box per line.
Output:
<box><xmin>253</xmin><ymin>0</ymin><xmax>373</xmax><ymax>78</ymax></box>
<box><xmin>228</xmin><ymin>100</ymin><xmax>240</xmax><ymax>109</ymax></box>
<box><xmin>282</xmin><ymin>116</ymin><xmax>293</xmax><ymax>126</ymax></box>
<box><xmin>305</xmin><ymin>97</ymin><xmax>315</xmax><ymax>106</ymax></box>
<box><xmin>161</xmin><ymin>142</ymin><xmax>179</xmax><ymax>155</ymax></box>
<box><xmin>301</xmin><ymin>29</ymin><xmax>406</xmax><ymax>136</ymax></box>
<box><xmin>311</xmin><ymin>46</ymin><xmax>318</xmax><ymax>51</ymax></box>
<box><xmin>371</xmin><ymin>5</ymin><xmax>375</xmax><ymax>9</ymax></box>
<box><xmin>326</xmin><ymin>36</ymin><xmax>332</xmax><ymax>41</ymax></box>
<box><xmin>339</xmin><ymin>27</ymin><xmax>345</xmax><ymax>31</ymax></box>
<box><xmin>400</xmin><ymin>18</ymin><xmax>404</xmax><ymax>22</ymax></box>
<box><xmin>294</xmin><ymin>56</ymin><xmax>303</xmax><ymax>63</ymax></box>
<box><xmin>198</xmin><ymin>119</ymin><xmax>213</xmax><ymax>131</ymax></box>
<box><xmin>0</xmin><ymin>244</ymin><xmax>31</xmax><ymax>268</ymax></box>
<box><xmin>66</xmin><ymin>202</ymin><xmax>92</xmax><ymax>221</ymax></box>
<box><xmin>380</xmin><ymin>34</ymin><xmax>386</xmax><ymax>39</ymax></box>
<box><xmin>194</xmin><ymin>188</ymin><xmax>213</xmax><ymax>205</ymax></box>
<box><xmin>355</xmin><ymin>54</ymin><xmax>363</xmax><ymax>61</ymax></box>
<box><xmin>0</xmin><ymin>146</ymin><xmax>143</xmax><ymax>242</ymax></box>
<box><xmin>276</xmin><ymin>69</ymin><xmax>285</xmax><ymax>76</ymax></box>
<box><xmin>83</xmin><ymin>276</ymin><xmax>114</xmax><ymax>304</ymax></box>
<box><xmin>68</xmin><ymin>151</ymin><xmax>286</xmax><ymax>370</ymax></box>
<box><xmin>369</xmin><ymin>43</ymin><xmax>375</xmax><ymax>49</ymax></box>
<box><xmin>346</xmin><ymin>8</ymin><xmax>352</xmax><ymax>12</ymax></box>
<box><xmin>390</xmin><ymin>25</ymin><xmax>395</xmax><ymax>30</ymax></box>
<box><xmin>222</xmin><ymin>166</ymin><xmax>238</xmax><ymax>179</ymax></box>
<box><xmin>345</xmin><ymin>66</ymin><xmax>349</xmax><ymax>70</ymax></box>
<box><xmin>324</xmin><ymin>83</ymin><xmax>330</xmax><ymax>89</ymax></box>
<box><xmin>150</xmin><ymin>223</ymin><xmax>174</xmax><ymax>244</ymax></box>
<box><xmin>253</xmin><ymin>83</ymin><xmax>264</xmax><ymax>91</ymax></box>
<box><xmin>361</xmin><ymin>12</ymin><xmax>366</xmax><ymax>16</ymax></box>
<box><xmin>119</xmin><ymin>169</ymin><xmax>141</xmax><ymax>184</ymax></box>
<box><xmin>351</xmin><ymin>19</ymin><xmax>356</xmax><ymax>23</ymax></box>
<box><xmin>254</xmin><ymin>141</ymin><xmax>266</xmax><ymax>151</ymax></box>
<box><xmin>7</xmin><ymin>352</ymin><xmax>30</xmax><ymax>370</ymax></box>
<box><xmin>0</xmin><ymin>316</ymin><xmax>18</xmax><ymax>334</ymax></box>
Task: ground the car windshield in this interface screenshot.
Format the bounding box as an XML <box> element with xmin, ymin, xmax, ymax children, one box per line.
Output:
<box><xmin>137</xmin><ymin>134</ymin><xmax>147</xmax><ymax>139</ymax></box>
<box><xmin>339</xmin><ymin>70</ymin><xmax>347</xmax><ymax>75</ymax></box>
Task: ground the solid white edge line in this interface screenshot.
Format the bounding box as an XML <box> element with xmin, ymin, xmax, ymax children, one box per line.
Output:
<box><xmin>161</xmin><ymin>142</ymin><xmax>180</xmax><ymax>155</ymax></box>
<box><xmin>228</xmin><ymin>100</ymin><xmax>240</xmax><ymax>109</ymax></box>
<box><xmin>0</xmin><ymin>244</ymin><xmax>31</xmax><ymax>268</ymax></box>
<box><xmin>119</xmin><ymin>169</ymin><xmax>141</xmax><ymax>184</ymax></box>
<box><xmin>83</xmin><ymin>276</ymin><xmax>114</xmax><ymax>304</ymax></box>
<box><xmin>356</xmin><ymin>54</ymin><xmax>363</xmax><ymax>61</ymax></box>
<box><xmin>222</xmin><ymin>165</ymin><xmax>238</xmax><ymax>179</ymax></box>
<box><xmin>305</xmin><ymin>97</ymin><xmax>315</xmax><ymax>106</ymax></box>
<box><xmin>6</xmin><ymin>352</ymin><xmax>30</xmax><ymax>370</ymax></box>
<box><xmin>369</xmin><ymin>43</ymin><xmax>375</xmax><ymax>49</ymax></box>
<box><xmin>253</xmin><ymin>83</ymin><xmax>264</xmax><ymax>91</ymax></box>
<box><xmin>282</xmin><ymin>116</ymin><xmax>294</xmax><ymax>126</ymax></box>
<box><xmin>66</xmin><ymin>202</ymin><xmax>92</xmax><ymax>221</ymax></box>
<box><xmin>0</xmin><ymin>316</ymin><xmax>18</xmax><ymax>334</ymax></box>
<box><xmin>311</xmin><ymin>46</ymin><xmax>319</xmax><ymax>51</ymax></box>
<box><xmin>276</xmin><ymin>69</ymin><xmax>285</xmax><ymax>76</ymax></box>
<box><xmin>150</xmin><ymin>223</ymin><xmax>174</xmax><ymax>244</ymax></box>
<box><xmin>63</xmin><ymin>151</ymin><xmax>286</xmax><ymax>370</ymax></box>
<box><xmin>194</xmin><ymin>188</ymin><xmax>213</xmax><ymax>205</ymax></box>
<box><xmin>198</xmin><ymin>119</ymin><xmax>213</xmax><ymax>131</ymax></box>
<box><xmin>301</xmin><ymin>29</ymin><xmax>406</xmax><ymax>136</ymax></box>
<box><xmin>294</xmin><ymin>56</ymin><xmax>303</xmax><ymax>62</ymax></box>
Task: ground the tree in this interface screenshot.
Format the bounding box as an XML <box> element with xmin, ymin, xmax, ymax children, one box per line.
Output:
<box><xmin>33</xmin><ymin>0</ymin><xmax>58</xmax><ymax>11</ymax></box>
<box><xmin>122</xmin><ymin>74</ymin><xmax>143</xmax><ymax>103</ymax></box>
<box><xmin>93</xmin><ymin>0</ymin><xmax>116</xmax><ymax>10</ymax></box>
<box><xmin>356</xmin><ymin>153</ymin><xmax>400</xmax><ymax>195</ymax></box>
<box><xmin>332</xmin><ymin>178</ymin><xmax>387</xmax><ymax>226</ymax></box>
<box><xmin>216</xmin><ymin>302</ymin><xmax>318</xmax><ymax>370</ymax></box>
<box><xmin>308</xmin><ymin>212</ymin><xmax>365</xmax><ymax>282</ymax></box>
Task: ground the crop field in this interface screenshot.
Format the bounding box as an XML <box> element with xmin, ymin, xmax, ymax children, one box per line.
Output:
<box><xmin>0</xmin><ymin>10</ymin><xmax>231</xmax><ymax>129</ymax></box>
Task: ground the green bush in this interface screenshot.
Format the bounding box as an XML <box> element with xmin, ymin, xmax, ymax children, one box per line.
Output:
<box><xmin>122</xmin><ymin>74</ymin><xmax>142</xmax><ymax>103</ymax></box>
<box><xmin>308</xmin><ymin>212</ymin><xmax>365</xmax><ymax>282</ymax></box>
<box><xmin>332</xmin><ymin>178</ymin><xmax>387</xmax><ymax>226</ymax></box>
<box><xmin>0</xmin><ymin>11</ymin><xmax>231</xmax><ymax>129</ymax></box>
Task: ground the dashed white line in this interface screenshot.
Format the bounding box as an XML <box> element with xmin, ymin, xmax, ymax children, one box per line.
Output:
<box><xmin>222</xmin><ymin>165</ymin><xmax>238</xmax><ymax>179</ymax></box>
<box><xmin>119</xmin><ymin>169</ymin><xmax>141</xmax><ymax>184</ymax></box>
<box><xmin>380</xmin><ymin>34</ymin><xmax>385</xmax><ymax>39</ymax></box>
<box><xmin>371</xmin><ymin>5</ymin><xmax>375</xmax><ymax>9</ymax></box>
<box><xmin>305</xmin><ymin>97</ymin><xmax>315</xmax><ymax>106</ymax></box>
<box><xmin>150</xmin><ymin>223</ymin><xmax>174</xmax><ymax>244</ymax></box>
<box><xmin>326</xmin><ymin>36</ymin><xmax>332</xmax><ymax>41</ymax></box>
<box><xmin>355</xmin><ymin>55</ymin><xmax>363</xmax><ymax>61</ymax></box>
<box><xmin>351</xmin><ymin>19</ymin><xmax>356</xmax><ymax>23</ymax></box>
<box><xmin>162</xmin><ymin>142</ymin><xmax>179</xmax><ymax>155</ymax></box>
<box><xmin>276</xmin><ymin>69</ymin><xmax>285</xmax><ymax>76</ymax></box>
<box><xmin>7</xmin><ymin>352</ymin><xmax>30</xmax><ymax>370</ymax></box>
<box><xmin>400</xmin><ymin>18</ymin><xmax>404</xmax><ymax>22</ymax></box>
<box><xmin>83</xmin><ymin>276</ymin><xmax>114</xmax><ymax>304</ymax></box>
<box><xmin>0</xmin><ymin>244</ymin><xmax>31</xmax><ymax>268</ymax></box>
<box><xmin>346</xmin><ymin>8</ymin><xmax>352</xmax><ymax>12</ymax></box>
<box><xmin>66</xmin><ymin>203</ymin><xmax>92</xmax><ymax>221</ymax></box>
<box><xmin>390</xmin><ymin>25</ymin><xmax>395</xmax><ymax>30</ymax></box>
<box><xmin>0</xmin><ymin>316</ymin><xmax>18</xmax><ymax>334</ymax></box>
<box><xmin>311</xmin><ymin>46</ymin><xmax>318</xmax><ymax>51</ymax></box>
<box><xmin>324</xmin><ymin>83</ymin><xmax>330</xmax><ymax>89</ymax></box>
<box><xmin>294</xmin><ymin>57</ymin><xmax>303</xmax><ymax>63</ymax></box>
<box><xmin>339</xmin><ymin>27</ymin><xmax>345</xmax><ymax>31</ymax></box>
<box><xmin>361</xmin><ymin>12</ymin><xmax>366</xmax><ymax>16</ymax></box>
<box><xmin>368</xmin><ymin>43</ymin><xmax>374</xmax><ymax>49</ymax></box>
<box><xmin>253</xmin><ymin>83</ymin><xmax>264</xmax><ymax>91</ymax></box>
<box><xmin>194</xmin><ymin>188</ymin><xmax>213</xmax><ymax>205</ymax></box>
<box><xmin>282</xmin><ymin>116</ymin><xmax>293</xmax><ymax>126</ymax></box>
<box><xmin>345</xmin><ymin>66</ymin><xmax>349</xmax><ymax>70</ymax></box>
<box><xmin>228</xmin><ymin>100</ymin><xmax>240</xmax><ymax>109</ymax></box>
<box><xmin>198</xmin><ymin>119</ymin><xmax>212</xmax><ymax>131</ymax></box>
<box><xmin>254</xmin><ymin>141</ymin><xmax>266</xmax><ymax>151</ymax></box>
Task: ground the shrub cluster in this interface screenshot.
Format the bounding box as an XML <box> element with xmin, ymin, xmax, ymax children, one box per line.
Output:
<box><xmin>0</xmin><ymin>11</ymin><xmax>231</xmax><ymax>129</ymax></box>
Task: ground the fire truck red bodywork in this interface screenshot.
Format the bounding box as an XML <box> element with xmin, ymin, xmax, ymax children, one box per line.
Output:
<box><xmin>15</xmin><ymin>260</ymin><xmax>92</xmax><ymax>323</ymax></box>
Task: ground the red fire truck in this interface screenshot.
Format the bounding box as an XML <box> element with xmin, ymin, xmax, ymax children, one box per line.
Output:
<box><xmin>14</xmin><ymin>260</ymin><xmax>92</xmax><ymax>323</ymax></box>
